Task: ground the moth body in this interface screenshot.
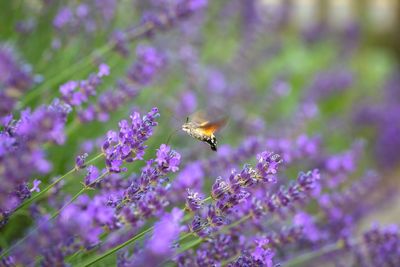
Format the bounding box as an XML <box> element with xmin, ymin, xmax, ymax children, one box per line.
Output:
<box><xmin>182</xmin><ymin>122</ymin><xmax>218</xmax><ymax>151</ymax></box>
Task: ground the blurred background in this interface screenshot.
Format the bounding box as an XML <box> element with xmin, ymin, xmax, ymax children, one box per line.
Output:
<box><xmin>1</xmin><ymin>0</ymin><xmax>400</xmax><ymax>264</ymax></box>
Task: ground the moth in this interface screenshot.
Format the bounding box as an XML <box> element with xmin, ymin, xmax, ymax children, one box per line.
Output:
<box><xmin>182</xmin><ymin>110</ymin><xmax>227</xmax><ymax>151</ymax></box>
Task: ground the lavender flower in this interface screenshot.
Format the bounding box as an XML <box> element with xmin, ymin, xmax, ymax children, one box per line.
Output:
<box><xmin>363</xmin><ymin>225</ymin><xmax>400</xmax><ymax>266</ymax></box>
<box><xmin>75</xmin><ymin>153</ymin><xmax>89</xmax><ymax>170</ymax></box>
<box><xmin>0</xmin><ymin>44</ymin><xmax>33</xmax><ymax>118</ymax></box>
<box><xmin>306</xmin><ymin>69</ymin><xmax>354</xmax><ymax>101</ymax></box>
<box><xmin>59</xmin><ymin>63</ymin><xmax>110</xmax><ymax>107</ymax></box>
<box><xmin>102</xmin><ymin>107</ymin><xmax>159</xmax><ymax>173</ymax></box>
<box><xmin>127</xmin><ymin>45</ymin><xmax>166</xmax><ymax>85</ymax></box>
<box><xmin>0</xmin><ymin>100</ymin><xmax>70</xmax><ymax>217</ymax></box>
<box><xmin>118</xmin><ymin>208</ymin><xmax>183</xmax><ymax>266</ymax></box>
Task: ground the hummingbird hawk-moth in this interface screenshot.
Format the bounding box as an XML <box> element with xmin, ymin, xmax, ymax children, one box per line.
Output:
<box><xmin>182</xmin><ymin>110</ymin><xmax>227</xmax><ymax>151</ymax></box>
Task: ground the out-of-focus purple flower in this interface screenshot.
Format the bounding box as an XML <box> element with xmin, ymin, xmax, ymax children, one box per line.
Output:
<box><xmin>127</xmin><ymin>45</ymin><xmax>166</xmax><ymax>85</ymax></box>
<box><xmin>251</xmin><ymin>238</ymin><xmax>275</xmax><ymax>267</ymax></box>
<box><xmin>53</xmin><ymin>7</ymin><xmax>73</xmax><ymax>28</ymax></box>
<box><xmin>147</xmin><ymin>208</ymin><xmax>183</xmax><ymax>255</ymax></box>
<box><xmin>306</xmin><ymin>69</ymin><xmax>354</xmax><ymax>101</ymax></box>
<box><xmin>176</xmin><ymin>0</ymin><xmax>208</xmax><ymax>18</ymax></box>
<box><xmin>98</xmin><ymin>63</ymin><xmax>111</xmax><ymax>77</ymax></box>
<box><xmin>323</xmin><ymin>141</ymin><xmax>363</xmax><ymax>188</ymax></box>
<box><xmin>174</xmin><ymin>90</ymin><xmax>197</xmax><ymax>116</ymax></box>
<box><xmin>120</xmin><ymin>208</ymin><xmax>183</xmax><ymax>266</ymax></box>
<box><xmin>293</xmin><ymin>212</ymin><xmax>321</xmax><ymax>242</ymax></box>
<box><xmin>363</xmin><ymin>224</ymin><xmax>400</xmax><ymax>266</ymax></box>
<box><xmin>266</xmin><ymin>134</ymin><xmax>320</xmax><ymax>164</ymax></box>
<box><xmin>85</xmin><ymin>165</ymin><xmax>100</xmax><ymax>186</ymax></box>
<box><xmin>0</xmin><ymin>100</ymin><xmax>70</xmax><ymax>216</ymax></box>
<box><xmin>53</xmin><ymin>1</ymin><xmax>117</xmax><ymax>36</ymax></box>
<box><xmin>0</xmin><ymin>44</ymin><xmax>33</xmax><ymax>118</ymax></box>
<box><xmin>353</xmin><ymin>71</ymin><xmax>400</xmax><ymax>169</ymax></box>
<box><xmin>95</xmin><ymin>0</ymin><xmax>117</xmax><ymax>22</ymax></box>
<box><xmin>174</xmin><ymin>161</ymin><xmax>204</xmax><ymax>192</ymax></box>
<box><xmin>59</xmin><ymin>63</ymin><xmax>109</xmax><ymax>107</ymax></box>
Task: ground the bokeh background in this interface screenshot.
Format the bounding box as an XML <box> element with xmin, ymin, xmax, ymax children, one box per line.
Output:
<box><xmin>1</xmin><ymin>0</ymin><xmax>400</xmax><ymax>266</ymax></box>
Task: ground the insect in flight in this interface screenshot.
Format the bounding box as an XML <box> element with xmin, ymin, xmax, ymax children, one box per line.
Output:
<box><xmin>181</xmin><ymin>110</ymin><xmax>227</xmax><ymax>151</ymax></box>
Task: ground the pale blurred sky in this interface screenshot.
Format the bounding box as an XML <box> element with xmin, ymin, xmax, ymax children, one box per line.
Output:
<box><xmin>261</xmin><ymin>0</ymin><xmax>398</xmax><ymax>31</ymax></box>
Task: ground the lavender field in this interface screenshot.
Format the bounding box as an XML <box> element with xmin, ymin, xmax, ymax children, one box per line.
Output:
<box><xmin>1</xmin><ymin>1</ymin><xmax>400</xmax><ymax>266</ymax></box>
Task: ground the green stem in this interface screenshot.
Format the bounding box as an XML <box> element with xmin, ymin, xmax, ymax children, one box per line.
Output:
<box><xmin>77</xmin><ymin>226</ymin><xmax>155</xmax><ymax>267</ymax></box>
<box><xmin>283</xmin><ymin>241</ymin><xmax>345</xmax><ymax>267</ymax></box>
<box><xmin>20</xmin><ymin>43</ymin><xmax>114</xmax><ymax>107</ymax></box>
<box><xmin>51</xmin><ymin>188</ymin><xmax>86</xmax><ymax>219</ymax></box>
<box><xmin>0</xmin><ymin>170</ymin><xmax>108</xmax><ymax>259</ymax></box>
<box><xmin>12</xmin><ymin>152</ymin><xmax>104</xmax><ymax>214</ymax></box>
<box><xmin>177</xmin><ymin>238</ymin><xmax>203</xmax><ymax>254</ymax></box>
<box><xmin>13</xmin><ymin>168</ymin><xmax>76</xmax><ymax>214</ymax></box>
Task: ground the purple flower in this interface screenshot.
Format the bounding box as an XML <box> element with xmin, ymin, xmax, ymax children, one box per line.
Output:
<box><xmin>306</xmin><ymin>69</ymin><xmax>354</xmax><ymax>101</ymax></box>
<box><xmin>85</xmin><ymin>165</ymin><xmax>100</xmax><ymax>186</ymax></box>
<box><xmin>59</xmin><ymin>64</ymin><xmax>109</xmax><ymax>107</ymax></box>
<box><xmin>251</xmin><ymin>238</ymin><xmax>275</xmax><ymax>267</ymax></box>
<box><xmin>185</xmin><ymin>189</ymin><xmax>203</xmax><ymax>212</ymax></box>
<box><xmin>176</xmin><ymin>0</ymin><xmax>208</xmax><ymax>18</ymax></box>
<box><xmin>53</xmin><ymin>7</ymin><xmax>73</xmax><ymax>28</ymax></box>
<box><xmin>147</xmin><ymin>208</ymin><xmax>183</xmax><ymax>255</ymax></box>
<box><xmin>155</xmin><ymin>144</ymin><xmax>181</xmax><ymax>172</ymax></box>
<box><xmin>293</xmin><ymin>212</ymin><xmax>321</xmax><ymax>242</ymax></box>
<box><xmin>127</xmin><ymin>45</ymin><xmax>166</xmax><ymax>85</ymax></box>
<box><xmin>102</xmin><ymin>108</ymin><xmax>159</xmax><ymax>173</ymax></box>
<box><xmin>75</xmin><ymin>153</ymin><xmax>89</xmax><ymax>169</ymax></box>
<box><xmin>0</xmin><ymin>100</ymin><xmax>69</xmax><ymax>214</ymax></box>
<box><xmin>174</xmin><ymin>161</ymin><xmax>204</xmax><ymax>191</ymax></box>
<box><xmin>98</xmin><ymin>63</ymin><xmax>110</xmax><ymax>77</ymax></box>
<box><xmin>0</xmin><ymin>44</ymin><xmax>33</xmax><ymax>118</ymax></box>
<box><xmin>30</xmin><ymin>179</ymin><xmax>41</xmax><ymax>193</ymax></box>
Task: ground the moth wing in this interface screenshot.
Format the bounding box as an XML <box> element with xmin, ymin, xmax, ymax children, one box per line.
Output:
<box><xmin>198</xmin><ymin>117</ymin><xmax>227</xmax><ymax>136</ymax></box>
<box><xmin>190</xmin><ymin>110</ymin><xmax>209</xmax><ymax>125</ymax></box>
<box><xmin>190</xmin><ymin>108</ymin><xmax>227</xmax><ymax>125</ymax></box>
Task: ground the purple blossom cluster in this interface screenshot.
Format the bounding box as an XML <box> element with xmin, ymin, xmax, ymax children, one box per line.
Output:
<box><xmin>0</xmin><ymin>45</ymin><xmax>34</xmax><ymax>120</ymax></box>
<box><xmin>187</xmin><ymin>151</ymin><xmax>283</xmax><ymax>237</ymax></box>
<box><xmin>59</xmin><ymin>63</ymin><xmax>109</xmax><ymax>107</ymax></box>
<box><xmin>0</xmin><ymin>100</ymin><xmax>70</xmax><ymax>223</ymax></box>
<box><xmin>3</xmin><ymin>109</ymin><xmax>181</xmax><ymax>265</ymax></box>
<box><xmin>53</xmin><ymin>0</ymin><xmax>117</xmax><ymax>35</ymax></box>
<box><xmin>354</xmin><ymin>70</ymin><xmax>400</xmax><ymax>168</ymax></box>
<box><xmin>78</xmin><ymin>46</ymin><xmax>165</xmax><ymax>123</ymax></box>
<box><xmin>102</xmin><ymin>107</ymin><xmax>159</xmax><ymax>173</ymax></box>
<box><xmin>306</xmin><ymin>68</ymin><xmax>354</xmax><ymax>101</ymax></box>
<box><xmin>1</xmin><ymin>1</ymin><xmax>399</xmax><ymax>267</ymax></box>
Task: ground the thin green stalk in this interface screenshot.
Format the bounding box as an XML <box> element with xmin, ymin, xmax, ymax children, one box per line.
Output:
<box><xmin>0</xmin><ymin>170</ymin><xmax>109</xmax><ymax>259</ymax></box>
<box><xmin>283</xmin><ymin>241</ymin><xmax>346</xmax><ymax>267</ymax></box>
<box><xmin>221</xmin><ymin>253</ymin><xmax>240</xmax><ymax>266</ymax></box>
<box><xmin>51</xmin><ymin>188</ymin><xmax>86</xmax><ymax>219</ymax></box>
<box><xmin>177</xmin><ymin>238</ymin><xmax>203</xmax><ymax>254</ymax></box>
<box><xmin>13</xmin><ymin>168</ymin><xmax>76</xmax><ymax>213</ymax></box>
<box><xmin>20</xmin><ymin>20</ymin><xmax>155</xmax><ymax>108</ymax></box>
<box><xmin>12</xmin><ymin>152</ymin><xmax>104</xmax><ymax>214</ymax></box>
<box><xmin>20</xmin><ymin>43</ymin><xmax>114</xmax><ymax>107</ymax></box>
<box><xmin>77</xmin><ymin>226</ymin><xmax>155</xmax><ymax>267</ymax></box>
